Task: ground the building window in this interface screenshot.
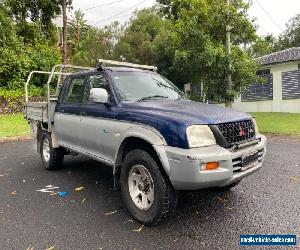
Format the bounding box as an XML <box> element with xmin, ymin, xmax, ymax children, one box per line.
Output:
<box><xmin>256</xmin><ymin>69</ymin><xmax>271</xmax><ymax>75</ymax></box>
<box><xmin>241</xmin><ymin>72</ymin><xmax>273</xmax><ymax>102</ymax></box>
<box><xmin>282</xmin><ymin>69</ymin><xmax>300</xmax><ymax>100</ymax></box>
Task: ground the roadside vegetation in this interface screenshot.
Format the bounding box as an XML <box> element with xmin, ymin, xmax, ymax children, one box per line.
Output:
<box><xmin>253</xmin><ymin>112</ymin><xmax>300</xmax><ymax>135</ymax></box>
<box><xmin>1</xmin><ymin>112</ymin><xmax>300</xmax><ymax>139</ymax></box>
<box><xmin>0</xmin><ymin>113</ymin><xmax>29</xmax><ymax>139</ymax></box>
<box><xmin>0</xmin><ymin>1</ymin><xmax>300</xmax><ymax>137</ymax></box>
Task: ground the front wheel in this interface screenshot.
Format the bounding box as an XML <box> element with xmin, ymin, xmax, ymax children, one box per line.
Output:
<box><xmin>120</xmin><ymin>149</ymin><xmax>178</xmax><ymax>226</ymax></box>
<box><xmin>40</xmin><ymin>131</ymin><xmax>64</xmax><ymax>170</ymax></box>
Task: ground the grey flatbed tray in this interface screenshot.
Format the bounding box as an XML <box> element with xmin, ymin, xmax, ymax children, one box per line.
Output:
<box><xmin>24</xmin><ymin>101</ymin><xmax>56</xmax><ymax>123</ymax></box>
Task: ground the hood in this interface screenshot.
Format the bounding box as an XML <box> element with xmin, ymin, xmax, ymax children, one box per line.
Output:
<box><xmin>121</xmin><ymin>99</ymin><xmax>252</xmax><ymax>125</ymax></box>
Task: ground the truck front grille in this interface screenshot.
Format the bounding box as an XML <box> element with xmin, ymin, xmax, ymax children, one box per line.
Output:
<box><xmin>217</xmin><ymin>120</ymin><xmax>255</xmax><ymax>146</ymax></box>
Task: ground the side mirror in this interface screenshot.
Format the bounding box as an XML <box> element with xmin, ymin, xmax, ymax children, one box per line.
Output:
<box><xmin>90</xmin><ymin>88</ymin><xmax>109</xmax><ymax>104</ymax></box>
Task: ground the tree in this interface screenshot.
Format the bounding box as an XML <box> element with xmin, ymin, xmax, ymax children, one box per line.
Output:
<box><xmin>113</xmin><ymin>9</ymin><xmax>164</xmax><ymax>65</ymax></box>
<box><xmin>4</xmin><ymin>0</ymin><xmax>72</xmax><ymax>43</ymax></box>
<box><xmin>0</xmin><ymin>4</ymin><xmax>61</xmax><ymax>89</ymax></box>
<box><xmin>277</xmin><ymin>14</ymin><xmax>300</xmax><ymax>49</ymax></box>
<box><xmin>247</xmin><ymin>34</ymin><xmax>278</xmax><ymax>57</ymax></box>
<box><xmin>67</xmin><ymin>9</ymin><xmax>89</xmax><ymax>46</ymax></box>
<box><xmin>70</xmin><ymin>27</ymin><xmax>114</xmax><ymax>66</ymax></box>
<box><xmin>155</xmin><ymin>0</ymin><xmax>259</xmax><ymax>102</ymax></box>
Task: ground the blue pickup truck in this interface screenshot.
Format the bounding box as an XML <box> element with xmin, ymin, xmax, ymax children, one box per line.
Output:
<box><xmin>24</xmin><ymin>60</ymin><xmax>267</xmax><ymax>225</ymax></box>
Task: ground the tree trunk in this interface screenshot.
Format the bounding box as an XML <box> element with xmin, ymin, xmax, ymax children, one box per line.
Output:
<box><xmin>62</xmin><ymin>0</ymin><xmax>67</xmax><ymax>65</ymax></box>
<box><xmin>225</xmin><ymin>0</ymin><xmax>233</xmax><ymax>108</ymax></box>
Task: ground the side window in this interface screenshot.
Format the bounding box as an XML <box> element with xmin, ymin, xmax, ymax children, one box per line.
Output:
<box><xmin>64</xmin><ymin>76</ymin><xmax>85</xmax><ymax>103</ymax></box>
<box><xmin>83</xmin><ymin>74</ymin><xmax>112</xmax><ymax>103</ymax></box>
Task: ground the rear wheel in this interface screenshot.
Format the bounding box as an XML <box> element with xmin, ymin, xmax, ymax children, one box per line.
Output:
<box><xmin>40</xmin><ymin>131</ymin><xmax>64</xmax><ymax>170</ymax></box>
<box><xmin>120</xmin><ymin>149</ymin><xmax>178</xmax><ymax>226</ymax></box>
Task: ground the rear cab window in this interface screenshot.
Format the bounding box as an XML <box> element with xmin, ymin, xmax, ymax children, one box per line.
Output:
<box><xmin>64</xmin><ymin>76</ymin><xmax>86</xmax><ymax>103</ymax></box>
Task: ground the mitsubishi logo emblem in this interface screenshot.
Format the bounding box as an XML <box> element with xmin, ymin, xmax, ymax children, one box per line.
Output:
<box><xmin>239</xmin><ymin>127</ymin><xmax>246</xmax><ymax>137</ymax></box>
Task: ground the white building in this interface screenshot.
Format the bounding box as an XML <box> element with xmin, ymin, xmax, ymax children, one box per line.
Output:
<box><xmin>232</xmin><ymin>47</ymin><xmax>300</xmax><ymax>113</ymax></box>
<box><xmin>185</xmin><ymin>47</ymin><xmax>300</xmax><ymax>113</ymax></box>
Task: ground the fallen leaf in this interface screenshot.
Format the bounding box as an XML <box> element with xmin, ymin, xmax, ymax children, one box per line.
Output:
<box><xmin>82</xmin><ymin>198</ymin><xmax>86</xmax><ymax>203</ymax></box>
<box><xmin>105</xmin><ymin>210</ymin><xmax>118</xmax><ymax>216</ymax></box>
<box><xmin>290</xmin><ymin>177</ymin><xmax>298</xmax><ymax>181</ymax></box>
<box><xmin>46</xmin><ymin>246</ymin><xmax>55</xmax><ymax>250</ymax></box>
<box><xmin>253</xmin><ymin>194</ymin><xmax>256</xmax><ymax>199</ymax></box>
<box><xmin>133</xmin><ymin>225</ymin><xmax>144</xmax><ymax>232</ymax></box>
<box><xmin>11</xmin><ymin>191</ymin><xmax>17</xmax><ymax>195</ymax></box>
<box><xmin>26</xmin><ymin>247</ymin><xmax>34</xmax><ymax>250</ymax></box>
<box><xmin>227</xmin><ymin>206</ymin><xmax>235</xmax><ymax>210</ymax></box>
<box><xmin>75</xmin><ymin>187</ymin><xmax>84</xmax><ymax>191</ymax></box>
<box><xmin>217</xmin><ymin>196</ymin><xmax>227</xmax><ymax>202</ymax></box>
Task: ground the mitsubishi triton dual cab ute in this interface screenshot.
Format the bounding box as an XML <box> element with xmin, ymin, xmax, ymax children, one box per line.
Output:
<box><xmin>24</xmin><ymin>60</ymin><xmax>267</xmax><ymax>225</ymax></box>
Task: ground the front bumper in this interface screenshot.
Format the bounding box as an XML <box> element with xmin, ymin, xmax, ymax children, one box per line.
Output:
<box><xmin>154</xmin><ymin>135</ymin><xmax>267</xmax><ymax>190</ymax></box>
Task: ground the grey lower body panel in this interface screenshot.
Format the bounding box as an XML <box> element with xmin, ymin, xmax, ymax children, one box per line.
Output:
<box><xmin>154</xmin><ymin>135</ymin><xmax>267</xmax><ymax>190</ymax></box>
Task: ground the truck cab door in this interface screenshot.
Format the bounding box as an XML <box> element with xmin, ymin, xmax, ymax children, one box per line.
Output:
<box><xmin>79</xmin><ymin>73</ymin><xmax>117</xmax><ymax>163</ymax></box>
<box><xmin>54</xmin><ymin>75</ymin><xmax>86</xmax><ymax>151</ymax></box>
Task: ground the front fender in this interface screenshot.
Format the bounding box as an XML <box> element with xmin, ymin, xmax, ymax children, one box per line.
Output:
<box><xmin>114</xmin><ymin>124</ymin><xmax>171</xmax><ymax>175</ymax></box>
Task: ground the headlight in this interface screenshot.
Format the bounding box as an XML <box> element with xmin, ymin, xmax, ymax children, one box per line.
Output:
<box><xmin>186</xmin><ymin>125</ymin><xmax>216</xmax><ymax>148</ymax></box>
<box><xmin>252</xmin><ymin>118</ymin><xmax>259</xmax><ymax>134</ymax></box>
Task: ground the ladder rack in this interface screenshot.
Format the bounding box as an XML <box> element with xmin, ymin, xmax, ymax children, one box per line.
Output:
<box><xmin>97</xmin><ymin>59</ymin><xmax>157</xmax><ymax>71</ymax></box>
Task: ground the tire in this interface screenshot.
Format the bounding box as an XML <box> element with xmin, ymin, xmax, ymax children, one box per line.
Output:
<box><xmin>215</xmin><ymin>180</ymin><xmax>241</xmax><ymax>191</ymax></box>
<box><xmin>40</xmin><ymin>131</ymin><xmax>64</xmax><ymax>170</ymax></box>
<box><xmin>120</xmin><ymin>149</ymin><xmax>178</xmax><ymax>226</ymax></box>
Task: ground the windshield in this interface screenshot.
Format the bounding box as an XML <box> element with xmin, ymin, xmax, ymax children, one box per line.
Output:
<box><xmin>111</xmin><ymin>71</ymin><xmax>184</xmax><ymax>102</ymax></box>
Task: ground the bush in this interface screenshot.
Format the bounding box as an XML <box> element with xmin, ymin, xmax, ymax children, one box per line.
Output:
<box><xmin>0</xmin><ymin>87</ymin><xmax>45</xmax><ymax>114</ymax></box>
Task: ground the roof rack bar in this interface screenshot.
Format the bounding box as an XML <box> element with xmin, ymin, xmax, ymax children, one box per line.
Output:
<box><xmin>97</xmin><ymin>59</ymin><xmax>157</xmax><ymax>71</ymax></box>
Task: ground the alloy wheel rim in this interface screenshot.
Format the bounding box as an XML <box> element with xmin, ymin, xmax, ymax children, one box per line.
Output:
<box><xmin>42</xmin><ymin>138</ymin><xmax>50</xmax><ymax>162</ymax></box>
<box><xmin>128</xmin><ymin>164</ymin><xmax>154</xmax><ymax>210</ymax></box>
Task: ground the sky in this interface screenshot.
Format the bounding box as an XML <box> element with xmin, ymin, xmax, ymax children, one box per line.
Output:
<box><xmin>72</xmin><ymin>0</ymin><xmax>300</xmax><ymax>37</ymax></box>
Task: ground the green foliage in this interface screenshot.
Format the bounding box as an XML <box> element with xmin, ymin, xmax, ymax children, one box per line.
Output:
<box><xmin>249</xmin><ymin>13</ymin><xmax>300</xmax><ymax>57</ymax></box>
<box><xmin>71</xmin><ymin>26</ymin><xmax>114</xmax><ymax>66</ymax></box>
<box><xmin>247</xmin><ymin>35</ymin><xmax>278</xmax><ymax>57</ymax></box>
<box><xmin>0</xmin><ymin>4</ymin><xmax>61</xmax><ymax>90</ymax></box>
<box><xmin>4</xmin><ymin>0</ymin><xmax>61</xmax><ymax>33</ymax></box>
<box><xmin>113</xmin><ymin>9</ymin><xmax>164</xmax><ymax>65</ymax></box>
<box><xmin>0</xmin><ymin>87</ymin><xmax>44</xmax><ymax>114</ymax></box>
<box><xmin>0</xmin><ymin>40</ymin><xmax>61</xmax><ymax>89</ymax></box>
<box><xmin>68</xmin><ymin>9</ymin><xmax>89</xmax><ymax>46</ymax></box>
<box><xmin>277</xmin><ymin>14</ymin><xmax>300</xmax><ymax>49</ymax></box>
<box><xmin>155</xmin><ymin>0</ymin><xmax>258</xmax><ymax>101</ymax></box>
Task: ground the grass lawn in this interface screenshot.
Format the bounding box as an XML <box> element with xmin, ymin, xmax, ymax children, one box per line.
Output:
<box><xmin>252</xmin><ymin>112</ymin><xmax>300</xmax><ymax>135</ymax></box>
<box><xmin>0</xmin><ymin>113</ymin><xmax>30</xmax><ymax>138</ymax></box>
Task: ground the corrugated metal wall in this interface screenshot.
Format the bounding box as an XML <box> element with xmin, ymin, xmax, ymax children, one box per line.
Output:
<box><xmin>282</xmin><ymin>69</ymin><xmax>300</xmax><ymax>100</ymax></box>
<box><xmin>241</xmin><ymin>74</ymin><xmax>273</xmax><ymax>102</ymax></box>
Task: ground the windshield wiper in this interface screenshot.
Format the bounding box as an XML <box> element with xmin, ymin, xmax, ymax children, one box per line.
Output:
<box><xmin>137</xmin><ymin>95</ymin><xmax>169</xmax><ymax>102</ymax></box>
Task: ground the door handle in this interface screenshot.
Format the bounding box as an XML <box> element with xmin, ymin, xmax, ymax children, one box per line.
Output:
<box><xmin>80</xmin><ymin>111</ymin><xmax>86</xmax><ymax>116</ymax></box>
